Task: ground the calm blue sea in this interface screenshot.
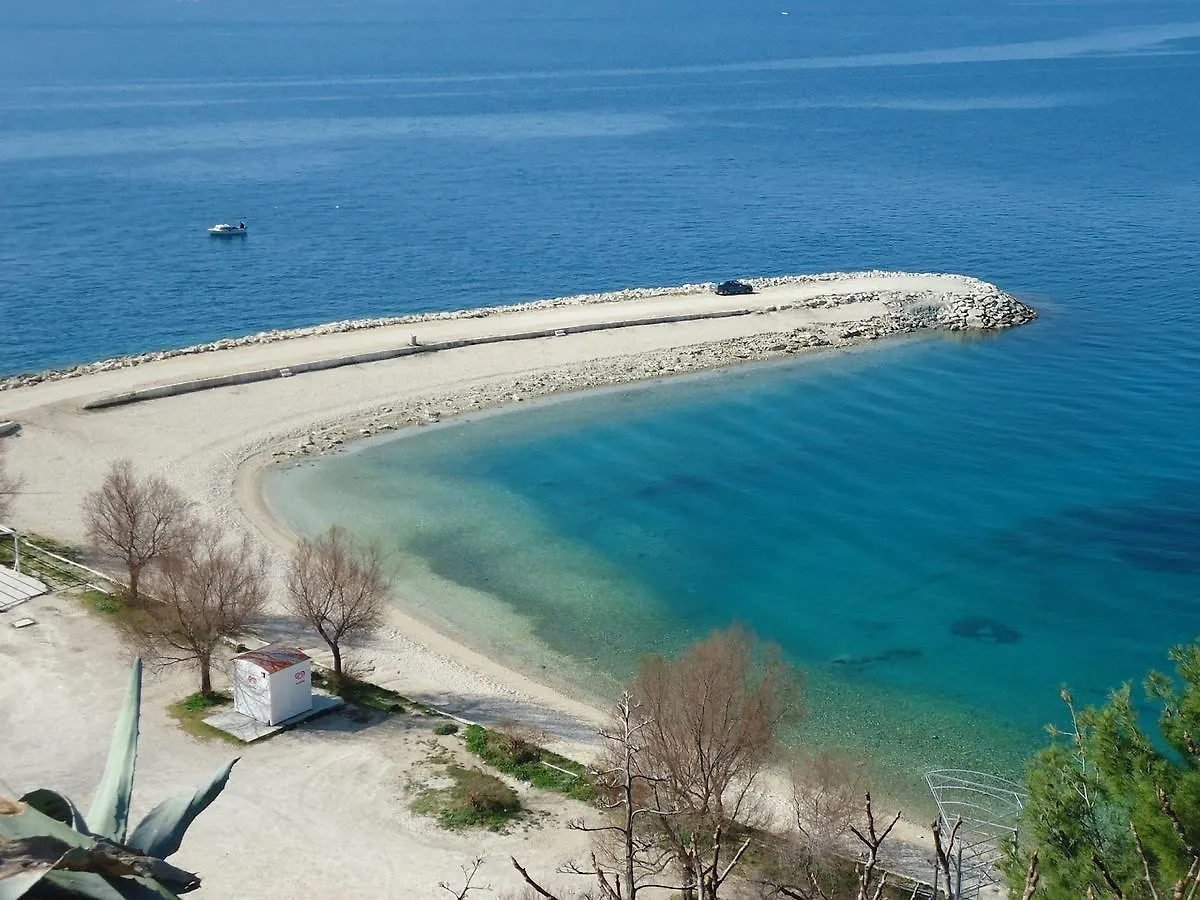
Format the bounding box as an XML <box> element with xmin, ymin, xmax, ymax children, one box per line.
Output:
<box><xmin>7</xmin><ymin>0</ymin><xmax>1200</xmax><ymax>792</ymax></box>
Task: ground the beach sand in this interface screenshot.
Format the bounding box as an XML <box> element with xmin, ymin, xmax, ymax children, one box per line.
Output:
<box><xmin>0</xmin><ymin>273</ymin><xmax>1030</xmax><ymax>896</ymax></box>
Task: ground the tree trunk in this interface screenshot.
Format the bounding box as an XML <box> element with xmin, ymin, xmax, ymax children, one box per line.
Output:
<box><xmin>199</xmin><ymin>654</ymin><xmax>212</xmax><ymax>697</ymax></box>
<box><xmin>127</xmin><ymin>563</ymin><xmax>140</xmax><ymax>606</ymax></box>
<box><xmin>680</xmin><ymin>860</ymin><xmax>697</xmax><ymax>900</ymax></box>
<box><xmin>330</xmin><ymin>641</ymin><xmax>343</xmax><ymax>684</ymax></box>
<box><xmin>624</xmin><ymin>741</ymin><xmax>636</xmax><ymax>900</ymax></box>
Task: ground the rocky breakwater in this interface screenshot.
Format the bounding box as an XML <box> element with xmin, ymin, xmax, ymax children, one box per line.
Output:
<box><xmin>0</xmin><ymin>282</ymin><xmax>715</xmax><ymax>392</ymax></box>
<box><xmin>0</xmin><ymin>272</ymin><xmax>1033</xmax><ymax>392</ymax></box>
<box><xmin>270</xmin><ymin>280</ymin><xmax>1036</xmax><ymax>462</ymax></box>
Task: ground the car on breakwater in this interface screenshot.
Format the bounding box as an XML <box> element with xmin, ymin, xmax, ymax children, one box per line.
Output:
<box><xmin>714</xmin><ymin>279</ymin><xmax>754</xmax><ymax>296</ymax></box>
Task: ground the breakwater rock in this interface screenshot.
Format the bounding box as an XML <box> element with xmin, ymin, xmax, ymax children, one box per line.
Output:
<box><xmin>269</xmin><ymin>283</ymin><xmax>1036</xmax><ymax>461</ymax></box>
<box><xmin>0</xmin><ymin>272</ymin><xmax>1035</xmax><ymax>392</ymax></box>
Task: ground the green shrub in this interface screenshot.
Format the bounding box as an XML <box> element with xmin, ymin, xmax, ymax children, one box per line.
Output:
<box><xmin>434</xmin><ymin>722</ymin><xmax>459</xmax><ymax>736</ymax></box>
<box><xmin>463</xmin><ymin>724</ymin><xmax>594</xmax><ymax>801</ymax></box>
<box><xmin>411</xmin><ymin>765</ymin><xmax>522</xmax><ymax>831</ymax></box>
<box><xmin>454</xmin><ymin>767</ymin><xmax>519</xmax><ymax>815</ymax></box>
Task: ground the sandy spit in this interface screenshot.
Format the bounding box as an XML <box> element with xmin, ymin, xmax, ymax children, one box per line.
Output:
<box><xmin>0</xmin><ymin>272</ymin><xmax>1034</xmax><ymax>897</ymax></box>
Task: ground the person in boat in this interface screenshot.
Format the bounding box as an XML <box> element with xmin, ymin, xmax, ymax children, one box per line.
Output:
<box><xmin>239</xmin><ymin>222</ymin><xmax>246</xmax><ymax>229</ymax></box>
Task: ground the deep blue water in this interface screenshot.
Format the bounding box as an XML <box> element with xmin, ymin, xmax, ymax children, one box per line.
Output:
<box><xmin>8</xmin><ymin>0</ymin><xmax>1200</xmax><ymax>790</ymax></box>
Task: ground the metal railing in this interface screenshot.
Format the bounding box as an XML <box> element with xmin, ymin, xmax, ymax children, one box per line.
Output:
<box><xmin>926</xmin><ymin>769</ymin><xmax>1027</xmax><ymax>899</ymax></box>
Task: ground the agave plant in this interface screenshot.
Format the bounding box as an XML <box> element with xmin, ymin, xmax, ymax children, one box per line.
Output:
<box><xmin>0</xmin><ymin>659</ymin><xmax>238</xmax><ymax>899</ymax></box>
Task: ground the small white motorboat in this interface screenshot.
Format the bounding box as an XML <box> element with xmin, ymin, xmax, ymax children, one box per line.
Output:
<box><xmin>208</xmin><ymin>222</ymin><xmax>247</xmax><ymax>236</ymax></box>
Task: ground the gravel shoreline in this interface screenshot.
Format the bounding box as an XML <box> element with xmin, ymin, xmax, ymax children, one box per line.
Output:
<box><xmin>0</xmin><ymin>271</ymin><xmax>1033</xmax><ymax>392</ymax></box>
<box><xmin>262</xmin><ymin>277</ymin><xmax>1036</xmax><ymax>460</ymax></box>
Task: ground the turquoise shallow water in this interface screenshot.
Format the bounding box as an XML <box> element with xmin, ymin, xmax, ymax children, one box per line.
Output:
<box><xmin>7</xmin><ymin>0</ymin><xmax>1200</xmax><ymax>799</ymax></box>
<box><xmin>265</xmin><ymin>309</ymin><xmax>1200</xmax><ymax>796</ymax></box>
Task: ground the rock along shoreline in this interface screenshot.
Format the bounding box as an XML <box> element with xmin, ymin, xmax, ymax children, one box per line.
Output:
<box><xmin>0</xmin><ymin>271</ymin><xmax>1035</xmax><ymax>393</ymax></box>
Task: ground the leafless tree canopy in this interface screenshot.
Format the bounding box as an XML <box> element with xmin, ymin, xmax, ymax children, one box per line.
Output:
<box><xmin>285</xmin><ymin>525</ymin><xmax>387</xmax><ymax>683</ymax></box>
<box><xmin>565</xmin><ymin>692</ymin><xmax>677</xmax><ymax>900</ymax></box>
<box><xmin>139</xmin><ymin>520</ymin><xmax>268</xmax><ymax>695</ymax></box>
<box><xmin>0</xmin><ymin>442</ymin><xmax>22</xmax><ymax>523</ymax></box>
<box><xmin>630</xmin><ymin>625</ymin><xmax>802</xmax><ymax>900</ymax></box>
<box><xmin>82</xmin><ymin>459</ymin><xmax>192</xmax><ymax>603</ymax></box>
<box><xmin>789</xmin><ymin>749</ymin><xmax>872</xmax><ymax>865</ymax></box>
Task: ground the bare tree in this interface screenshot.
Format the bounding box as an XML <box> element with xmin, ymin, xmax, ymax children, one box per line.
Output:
<box><xmin>564</xmin><ymin>692</ymin><xmax>679</xmax><ymax>899</ymax></box>
<box><xmin>0</xmin><ymin>442</ymin><xmax>22</xmax><ymax>523</ymax></box>
<box><xmin>758</xmin><ymin>793</ymin><xmax>900</xmax><ymax>900</ymax></box>
<box><xmin>440</xmin><ymin>858</ymin><xmax>489</xmax><ymax>899</ymax></box>
<box><xmin>632</xmin><ymin>625</ymin><xmax>802</xmax><ymax>900</ymax></box>
<box><xmin>82</xmin><ymin>459</ymin><xmax>192</xmax><ymax>604</ymax></box>
<box><xmin>285</xmin><ymin>525</ymin><xmax>387</xmax><ymax>685</ymax></box>
<box><xmin>932</xmin><ymin>816</ymin><xmax>964</xmax><ymax>900</ymax></box>
<box><xmin>139</xmin><ymin>520</ymin><xmax>268</xmax><ymax>695</ymax></box>
<box><xmin>789</xmin><ymin>749</ymin><xmax>871</xmax><ymax>866</ymax></box>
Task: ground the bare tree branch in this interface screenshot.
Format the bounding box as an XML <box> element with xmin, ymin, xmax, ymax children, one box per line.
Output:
<box><xmin>137</xmin><ymin>520</ymin><xmax>268</xmax><ymax>695</ymax></box>
<box><xmin>439</xmin><ymin>857</ymin><xmax>487</xmax><ymax>899</ymax></box>
<box><xmin>1092</xmin><ymin>852</ymin><xmax>1130</xmax><ymax>900</ymax></box>
<box><xmin>848</xmin><ymin>793</ymin><xmax>900</xmax><ymax>900</ymax></box>
<box><xmin>512</xmin><ymin>856</ymin><xmax>565</xmax><ymax>900</ymax></box>
<box><xmin>1021</xmin><ymin>852</ymin><xmax>1040</xmax><ymax>900</ymax></box>
<box><xmin>1132</xmin><ymin>826</ymin><xmax>1162</xmax><ymax>900</ymax></box>
<box><xmin>82</xmin><ymin>459</ymin><xmax>192</xmax><ymax>604</ymax></box>
<box><xmin>932</xmin><ymin>816</ymin><xmax>963</xmax><ymax>900</ymax></box>
<box><xmin>285</xmin><ymin>525</ymin><xmax>387</xmax><ymax>684</ymax></box>
<box><xmin>629</xmin><ymin>625</ymin><xmax>801</xmax><ymax>899</ymax></box>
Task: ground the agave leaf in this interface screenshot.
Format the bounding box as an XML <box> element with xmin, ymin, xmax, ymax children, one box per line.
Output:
<box><xmin>102</xmin><ymin>875</ymin><xmax>184</xmax><ymax>899</ymax></box>
<box><xmin>127</xmin><ymin>758</ymin><xmax>237</xmax><ymax>860</ymax></box>
<box><xmin>0</xmin><ymin>838</ymin><xmax>67</xmax><ymax>900</ymax></box>
<box><xmin>0</xmin><ymin>868</ymin><xmax>52</xmax><ymax>900</ymax></box>
<box><xmin>43</xmin><ymin>871</ymin><xmax>126</xmax><ymax>898</ymax></box>
<box><xmin>43</xmin><ymin>870</ymin><xmax>183</xmax><ymax>900</ymax></box>
<box><xmin>88</xmin><ymin>659</ymin><xmax>142</xmax><ymax>844</ymax></box>
<box><xmin>0</xmin><ymin>801</ymin><xmax>94</xmax><ymax>848</ymax></box>
<box><xmin>19</xmin><ymin>789</ymin><xmax>88</xmax><ymax>832</ymax></box>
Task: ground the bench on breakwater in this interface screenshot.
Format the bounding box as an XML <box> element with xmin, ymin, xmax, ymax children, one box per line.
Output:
<box><xmin>81</xmin><ymin>307</ymin><xmax>759</xmax><ymax>411</ymax></box>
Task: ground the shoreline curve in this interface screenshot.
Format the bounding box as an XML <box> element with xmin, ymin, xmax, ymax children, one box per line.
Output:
<box><xmin>0</xmin><ymin>270</ymin><xmax>1036</xmax><ymax>750</ymax></box>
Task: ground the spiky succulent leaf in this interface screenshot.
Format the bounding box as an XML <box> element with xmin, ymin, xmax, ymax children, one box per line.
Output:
<box><xmin>0</xmin><ymin>808</ymin><xmax>95</xmax><ymax>898</ymax></box>
<box><xmin>0</xmin><ymin>868</ymin><xmax>51</xmax><ymax>900</ymax></box>
<box><xmin>88</xmin><ymin>659</ymin><xmax>142</xmax><ymax>843</ymax></box>
<box><xmin>128</xmin><ymin>759</ymin><xmax>238</xmax><ymax>860</ymax></box>
<box><xmin>43</xmin><ymin>871</ymin><xmax>128</xmax><ymax>899</ymax></box>
<box><xmin>0</xmin><ymin>800</ymin><xmax>93</xmax><ymax>848</ymax></box>
<box><xmin>19</xmin><ymin>790</ymin><xmax>88</xmax><ymax>832</ymax></box>
<box><xmin>102</xmin><ymin>874</ymin><xmax>184</xmax><ymax>899</ymax></box>
<box><xmin>43</xmin><ymin>870</ymin><xmax>183</xmax><ymax>900</ymax></box>
<box><xmin>0</xmin><ymin>839</ymin><xmax>65</xmax><ymax>900</ymax></box>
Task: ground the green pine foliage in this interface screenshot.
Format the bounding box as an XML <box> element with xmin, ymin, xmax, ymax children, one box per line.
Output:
<box><xmin>1007</xmin><ymin>642</ymin><xmax>1200</xmax><ymax>900</ymax></box>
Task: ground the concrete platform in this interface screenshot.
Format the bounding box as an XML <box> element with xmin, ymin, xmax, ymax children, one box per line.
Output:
<box><xmin>203</xmin><ymin>691</ymin><xmax>344</xmax><ymax>743</ymax></box>
<box><xmin>0</xmin><ymin>564</ymin><xmax>49</xmax><ymax>613</ymax></box>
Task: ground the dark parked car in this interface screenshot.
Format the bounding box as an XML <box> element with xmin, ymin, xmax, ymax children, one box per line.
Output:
<box><xmin>715</xmin><ymin>279</ymin><xmax>754</xmax><ymax>296</ymax></box>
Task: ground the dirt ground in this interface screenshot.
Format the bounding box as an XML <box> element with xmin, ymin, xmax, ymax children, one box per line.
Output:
<box><xmin>0</xmin><ymin>591</ymin><xmax>596</xmax><ymax>899</ymax></box>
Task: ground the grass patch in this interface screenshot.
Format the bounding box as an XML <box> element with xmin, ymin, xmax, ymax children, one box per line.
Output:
<box><xmin>411</xmin><ymin>764</ymin><xmax>522</xmax><ymax>831</ymax></box>
<box><xmin>464</xmin><ymin>724</ymin><xmax>594</xmax><ymax>801</ymax></box>
<box><xmin>311</xmin><ymin>669</ymin><xmax>410</xmax><ymax>714</ymax></box>
<box><xmin>77</xmin><ymin>588</ymin><xmax>153</xmax><ymax>630</ymax></box>
<box><xmin>24</xmin><ymin>533</ymin><xmax>85</xmax><ymax>561</ymax></box>
<box><xmin>434</xmin><ymin>722</ymin><xmax>459</xmax><ymax>736</ymax></box>
<box><xmin>1</xmin><ymin>534</ymin><xmax>91</xmax><ymax>586</ymax></box>
<box><xmin>167</xmin><ymin>692</ymin><xmax>241</xmax><ymax>745</ymax></box>
<box><xmin>82</xmin><ymin>588</ymin><xmax>122</xmax><ymax>614</ymax></box>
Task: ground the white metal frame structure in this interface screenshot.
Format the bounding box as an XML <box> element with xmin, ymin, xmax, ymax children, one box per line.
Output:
<box><xmin>925</xmin><ymin>769</ymin><xmax>1027</xmax><ymax>898</ymax></box>
<box><xmin>0</xmin><ymin>525</ymin><xmax>49</xmax><ymax>612</ymax></box>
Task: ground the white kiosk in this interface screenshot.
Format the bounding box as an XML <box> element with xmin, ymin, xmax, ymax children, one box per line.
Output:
<box><xmin>232</xmin><ymin>644</ymin><xmax>313</xmax><ymax>725</ymax></box>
